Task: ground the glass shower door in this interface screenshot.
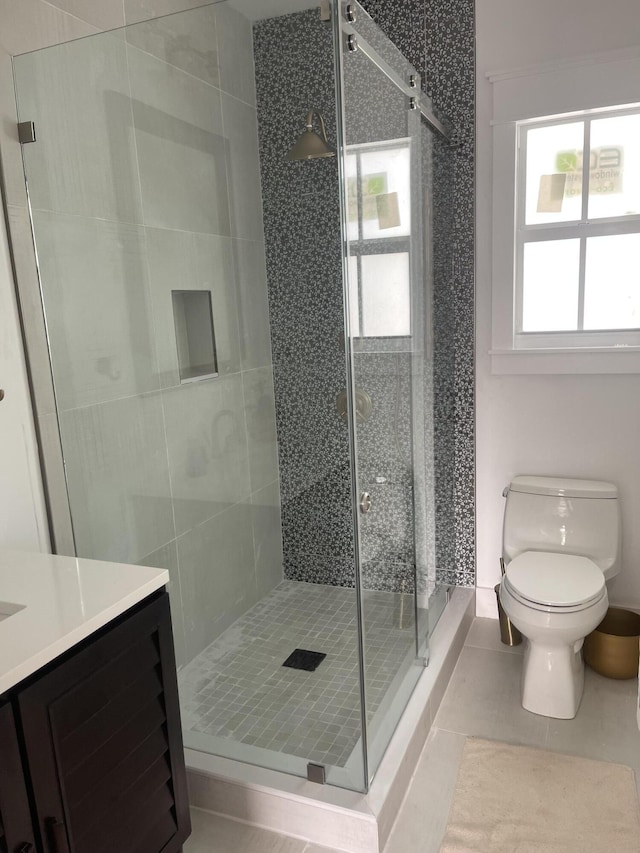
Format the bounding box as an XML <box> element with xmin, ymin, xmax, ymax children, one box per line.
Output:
<box><xmin>337</xmin><ymin>2</ymin><xmax>435</xmax><ymax>781</ymax></box>
<box><xmin>12</xmin><ymin>0</ymin><xmax>370</xmax><ymax>794</ymax></box>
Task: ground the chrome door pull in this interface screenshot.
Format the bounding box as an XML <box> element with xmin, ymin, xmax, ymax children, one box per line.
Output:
<box><xmin>360</xmin><ymin>492</ymin><xmax>372</xmax><ymax>513</ymax></box>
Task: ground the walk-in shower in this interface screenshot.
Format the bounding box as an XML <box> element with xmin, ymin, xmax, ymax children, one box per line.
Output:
<box><xmin>11</xmin><ymin>0</ymin><xmax>456</xmax><ymax>794</ymax></box>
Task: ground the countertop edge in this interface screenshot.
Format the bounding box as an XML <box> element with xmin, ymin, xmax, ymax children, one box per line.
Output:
<box><xmin>0</xmin><ymin>571</ymin><xmax>168</xmax><ymax>696</ymax></box>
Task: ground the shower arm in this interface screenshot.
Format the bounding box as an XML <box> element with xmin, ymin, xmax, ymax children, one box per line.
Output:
<box><xmin>306</xmin><ymin>110</ymin><xmax>330</xmax><ymax>144</ymax></box>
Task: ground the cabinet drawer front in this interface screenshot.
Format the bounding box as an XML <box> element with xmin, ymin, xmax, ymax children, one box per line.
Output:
<box><xmin>18</xmin><ymin>592</ymin><xmax>190</xmax><ymax>853</ymax></box>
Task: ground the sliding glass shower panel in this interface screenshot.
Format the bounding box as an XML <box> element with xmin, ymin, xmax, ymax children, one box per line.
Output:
<box><xmin>338</xmin><ymin>2</ymin><xmax>431</xmax><ymax>783</ymax></box>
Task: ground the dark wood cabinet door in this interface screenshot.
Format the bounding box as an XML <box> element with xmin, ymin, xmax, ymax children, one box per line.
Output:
<box><xmin>17</xmin><ymin>592</ymin><xmax>190</xmax><ymax>853</ymax></box>
<box><xmin>0</xmin><ymin>700</ymin><xmax>38</xmax><ymax>853</ymax></box>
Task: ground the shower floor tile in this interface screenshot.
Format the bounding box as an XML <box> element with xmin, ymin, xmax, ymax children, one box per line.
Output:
<box><xmin>178</xmin><ymin>581</ymin><xmax>416</xmax><ymax>768</ymax></box>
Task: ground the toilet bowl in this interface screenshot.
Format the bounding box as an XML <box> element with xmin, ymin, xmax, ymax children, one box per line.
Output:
<box><xmin>501</xmin><ymin>475</ymin><xmax>621</xmax><ymax>719</ymax></box>
<box><xmin>500</xmin><ymin>551</ymin><xmax>608</xmax><ymax>718</ymax></box>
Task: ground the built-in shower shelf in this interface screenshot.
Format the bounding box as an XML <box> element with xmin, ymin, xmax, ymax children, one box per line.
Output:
<box><xmin>172</xmin><ymin>290</ymin><xmax>218</xmax><ymax>383</ymax></box>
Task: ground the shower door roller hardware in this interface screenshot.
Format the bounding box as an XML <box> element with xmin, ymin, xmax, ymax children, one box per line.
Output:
<box><xmin>408</xmin><ymin>97</ymin><xmax>418</xmax><ymax>111</ymax></box>
<box><xmin>408</xmin><ymin>74</ymin><xmax>418</xmax><ymax>89</ymax></box>
<box><xmin>360</xmin><ymin>492</ymin><xmax>372</xmax><ymax>514</ymax></box>
<box><xmin>17</xmin><ymin>121</ymin><xmax>36</xmax><ymax>144</ymax></box>
<box><xmin>346</xmin><ymin>33</ymin><xmax>358</xmax><ymax>52</ymax></box>
<box><xmin>345</xmin><ymin>3</ymin><xmax>357</xmax><ymax>22</ymax></box>
<box><xmin>307</xmin><ymin>762</ymin><xmax>326</xmax><ymax>784</ymax></box>
<box><xmin>0</xmin><ymin>389</ymin><xmax>4</xmax><ymax>401</ymax></box>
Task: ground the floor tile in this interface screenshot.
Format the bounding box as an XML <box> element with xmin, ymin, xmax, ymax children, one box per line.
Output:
<box><xmin>385</xmin><ymin>729</ymin><xmax>466</xmax><ymax>853</ymax></box>
<box><xmin>434</xmin><ymin>646</ymin><xmax>549</xmax><ymax>748</ymax></box>
<box><xmin>464</xmin><ymin>616</ymin><xmax>524</xmax><ymax>656</ymax></box>
<box><xmin>179</xmin><ymin>581</ymin><xmax>415</xmax><ymax>768</ymax></box>
<box><xmin>302</xmin><ymin>846</ymin><xmax>345</xmax><ymax>853</ymax></box>
<box><xmin>546</xmin><ymin>667</ymin><xmax>640</xmax><ymax>772</ymax></box>
<box><xmin>184</xmin><ymin>808</ymin><xmax>306</xmax><ymax>853</ymax></box>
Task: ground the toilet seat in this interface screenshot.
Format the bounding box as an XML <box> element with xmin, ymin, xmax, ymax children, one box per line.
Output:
<box><xmin>504</xmin><ymin>551</ymin><xmax>606</xmax><ymax>613</ymax></box>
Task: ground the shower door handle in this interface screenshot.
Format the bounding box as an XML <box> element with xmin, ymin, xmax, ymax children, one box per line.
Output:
<box><xmin>360</xmin><ymin>492</ymin><xmax>372</xmax><ymax>514</ymax></box>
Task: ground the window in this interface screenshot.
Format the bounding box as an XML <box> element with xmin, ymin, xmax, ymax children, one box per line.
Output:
<box><xmin>516</xmin><ymin>106</ymin><xmax>640</xmax><ymax>348</ymax></box>
<box><xmin>489</xmin><ymin>47</ymin><xmax>640</xmax><ymax>374</ymax></box>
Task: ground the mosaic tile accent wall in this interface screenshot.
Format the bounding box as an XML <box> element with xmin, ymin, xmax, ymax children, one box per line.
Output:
<box><xmin>253</xmin><ymin>10</ymin><xmax>356</xmax><ymax>589</ymax></box>
<box><xmin>360</xmin><ymin>0</ymin><xmax>476</xmax><ymax>587</ymax></box>
<box><xmin>254</xmin><ymin>0</ymin><xmax>475</xmax><ymax>590</ymax></box>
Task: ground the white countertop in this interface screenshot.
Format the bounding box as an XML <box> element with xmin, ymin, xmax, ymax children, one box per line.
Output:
<box><xmin>0</xmin><ymin>549</ymin><xmax>169</xmax><ymax>695</ymax></box>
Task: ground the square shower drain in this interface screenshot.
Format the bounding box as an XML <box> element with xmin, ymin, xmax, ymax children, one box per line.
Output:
<box><xmin>282</xmin><ymin>648</ymin><xmax>326</xmax><ymax>672</ymax></box>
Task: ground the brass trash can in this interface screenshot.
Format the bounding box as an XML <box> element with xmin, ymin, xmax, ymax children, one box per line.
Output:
<box><xmin>584</xmin><ymin>607</ymin><xmax>640</xmax><ymax>679</ymax></box>
<box><xmin>494</xmin><ymin>583</ymin><xmax>522</xmax><ymax>647</ymax></box>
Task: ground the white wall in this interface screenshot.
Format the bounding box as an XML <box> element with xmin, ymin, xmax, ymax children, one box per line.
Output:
<box><xmin>476</xmin><ymin>0</ymin><xmax>640</xmax><ymax>615</ymax></box>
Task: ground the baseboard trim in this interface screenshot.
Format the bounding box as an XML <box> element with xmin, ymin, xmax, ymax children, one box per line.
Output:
<box><xmin>476</xmin><ymin>585</ymin><xmax>499</xmax><ymax>618</ymax></box>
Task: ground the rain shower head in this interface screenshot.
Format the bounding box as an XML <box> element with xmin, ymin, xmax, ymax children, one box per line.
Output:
<box><xmin>286</xmin><ymin>110</ymin><xmax>336</xmax><ymax>161</ymax></box>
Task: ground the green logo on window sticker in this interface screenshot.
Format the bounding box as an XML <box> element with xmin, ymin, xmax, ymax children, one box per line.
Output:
<box><xmin>555</xmin><ymin>151</ymin><xmax>578</xmax><ymax>173</ymax></box>
<box><xmin>365</xmin><ymin>174</ymin><xmax>386</xmax><ymax>195</ymax></box>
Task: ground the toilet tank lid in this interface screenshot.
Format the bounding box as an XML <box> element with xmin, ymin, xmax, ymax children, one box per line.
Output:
<box><xmin>509</xmin><ymin>476</ymin><xmax>618</xmax><ymax>499</ymax></box>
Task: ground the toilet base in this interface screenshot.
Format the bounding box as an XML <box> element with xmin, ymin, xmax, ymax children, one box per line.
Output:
<box><xmin>521</xmin><ymin>640</ymin><xmax>585</xmax><ymax>719</ymax></box>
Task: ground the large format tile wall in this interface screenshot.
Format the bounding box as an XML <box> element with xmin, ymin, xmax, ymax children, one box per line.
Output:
<box><xmin>338</xmin><ymin>0</ymin><xmax>475</xmax><ymax>588</ymax></box>
<box><xmin>254</xmin><ymin>1</ymin><xmax>475</xmax><ymax>591</ymax></box>
<box><xmin>10</xmin><ymin>3</ymin><xmax>283</xmax><ymax>668</ymax></box>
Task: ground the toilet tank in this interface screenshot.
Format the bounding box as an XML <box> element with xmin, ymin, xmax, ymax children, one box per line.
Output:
<box><xmin>503</xmin><ymin>476</ymin><xmax>621</xmax><ymax>580</ymax></box>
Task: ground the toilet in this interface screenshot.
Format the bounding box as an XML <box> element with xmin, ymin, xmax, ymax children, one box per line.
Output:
<box><xmin>500</xmin><ymin>475</ymin><xmax>621</xmax><ymax>720</ymax></box>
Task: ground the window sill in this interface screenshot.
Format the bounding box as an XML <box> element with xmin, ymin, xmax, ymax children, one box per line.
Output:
<box><xmin>490</xmin><ymin>347</ymin><xmax>640</xmax><ymax>375</ymax></box>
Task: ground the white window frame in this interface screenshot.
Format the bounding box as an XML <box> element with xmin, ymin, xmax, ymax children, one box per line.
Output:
<box><xmin>515</xmin><ymin>105</ymin><xmax>640</xmax><ymax>350</ymax></box>
<box><xmin>490</xmin><ymin>46</ymin><xmax>640</xmax><ymax>374</ymax></box>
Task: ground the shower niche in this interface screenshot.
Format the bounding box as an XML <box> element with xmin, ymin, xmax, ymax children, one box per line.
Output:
<box><xmin>171</xmin><ymin>290</ymin><xmax>219</xmax><ymax>383</ymax></box>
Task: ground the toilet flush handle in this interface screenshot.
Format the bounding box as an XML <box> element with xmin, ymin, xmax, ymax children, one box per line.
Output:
<box><xmin>502</xmin><ymin>486</ymin><xmax>509</xmax><ymax>498</ymax></box>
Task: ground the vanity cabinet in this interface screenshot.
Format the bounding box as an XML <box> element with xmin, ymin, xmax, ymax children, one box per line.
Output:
<box><xmin>0</xmin><ymin>591</ymin><xmax>190</xmax><ymax>853</ymax></box>
<box><xmin>0</xmin><ymin>700</ymin><xmax>37</xmax><ymax>852</ymax></box>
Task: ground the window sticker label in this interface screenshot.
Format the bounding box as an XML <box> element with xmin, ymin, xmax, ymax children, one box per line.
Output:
<box><xmin>348</xmin><ymin>172</ymin><xmax>389</xmax><ymax>222</ymax></box>
<box><xmin>376</xmin><ymin>191</ymin><xmax>401</xmax><ymax>229</ymax></box>
<box><xmin>556</xmin><ymin>146</ymin><xmax>624</xmax><ymax>197</ymax></box>
<box><xmin>537</xmin><ymin>173</ymin><xmax>567</xmax><ymax>213</ymax></box>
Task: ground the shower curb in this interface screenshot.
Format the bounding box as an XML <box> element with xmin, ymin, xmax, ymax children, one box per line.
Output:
<box><xmin>185</xmin><ymin>587</ymin><xmax>474</xmax><ymax>853</ymax></box>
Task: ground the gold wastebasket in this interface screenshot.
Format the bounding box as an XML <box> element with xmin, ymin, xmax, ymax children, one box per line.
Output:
<box><xmin>584</xmin><ymin>607</ymin><xmax>640</xmax><ymax>679</ymax></box>
<box><xmin>494</xmin><ymin>583</ymin><xmax>522</xmax><ymax>647</ymax></box>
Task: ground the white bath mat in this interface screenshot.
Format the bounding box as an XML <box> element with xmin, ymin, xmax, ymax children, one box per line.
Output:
<box><xmin>441</xmin><ymin>738</ymin><xmax>640</xmax><ymax>853</ymax></box>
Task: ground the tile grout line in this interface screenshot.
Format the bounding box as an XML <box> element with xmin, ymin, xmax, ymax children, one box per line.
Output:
<box><xmin>463</xmin><ymin>641</ymin><xmax>524</xmax><ymax>656</ymax></box>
